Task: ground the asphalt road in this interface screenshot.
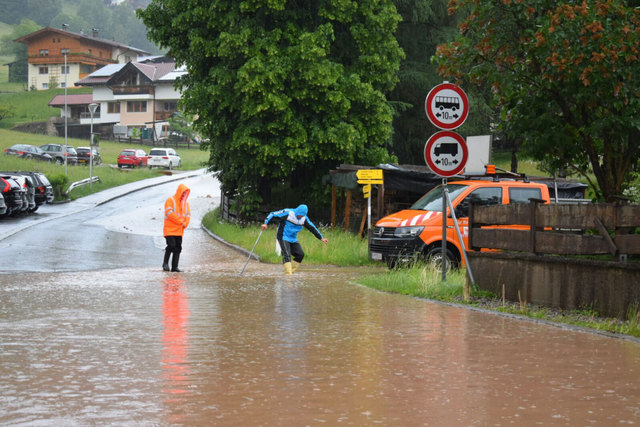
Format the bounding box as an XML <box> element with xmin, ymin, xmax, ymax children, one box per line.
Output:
<box><xmin>0</xmin><ymin>170</ymin><xmax>220</xmax><ymax>273</ymax></box>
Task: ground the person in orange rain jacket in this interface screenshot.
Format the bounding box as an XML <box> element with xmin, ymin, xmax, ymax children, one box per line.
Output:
<box><xmin>163</xmin><ymin>183</ymin><xmax>191</xmax><ymax>272</ymax></box>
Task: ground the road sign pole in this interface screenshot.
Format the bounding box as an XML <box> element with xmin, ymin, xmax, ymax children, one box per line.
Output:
<box><xmin>368</xmin><ymin>192</ymin><xmax>372</xmax><ymax>231</ymax></box>
<box><xmin>442</xmin><ymin>178</ymin><xmax>448</xmax><ymax>281</ymax></box>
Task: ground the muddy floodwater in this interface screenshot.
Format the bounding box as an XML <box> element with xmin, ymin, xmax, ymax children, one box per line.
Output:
<box><xmin>2</xmin><ymin>230</ymin><xmax>640</xmax><ymax>425</ymax></box>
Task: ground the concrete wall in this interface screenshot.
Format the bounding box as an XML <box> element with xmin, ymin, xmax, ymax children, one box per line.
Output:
<box><xmin>468</xmin><ymin>252</ymin><xmax>640</xmax><ymax>319</ymax></box>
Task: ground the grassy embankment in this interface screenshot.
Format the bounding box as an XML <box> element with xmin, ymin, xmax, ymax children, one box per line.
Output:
<box><xmin>203</xmin><ymin>207</ymin><xmax>640</xmax><ymax>338</ymax></box>
<box><xmin>0</xmin><ymin>128</ymin><xmax>209</xmax><ymax>199</ymax></box>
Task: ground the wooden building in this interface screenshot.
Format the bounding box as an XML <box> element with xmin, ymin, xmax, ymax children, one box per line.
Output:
<box><xmin>14</xmin><ymin>27</ymin><xmax>149</xmax><ymax>91</ymax></box>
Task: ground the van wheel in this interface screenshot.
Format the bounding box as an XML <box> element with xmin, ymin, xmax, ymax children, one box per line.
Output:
<box><xmin>425</xmin><ymin>245</ymin><xmax>459</xmax><ymax>270</ymax></box>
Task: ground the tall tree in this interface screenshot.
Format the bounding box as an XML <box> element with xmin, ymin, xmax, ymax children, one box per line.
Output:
<box><xmin>435</xmin><ymin>0</ymin><xmax>640</xmax><ymax>201</ymax></box>
<box><xmin>138</xmin><ymin>0</ymin><xmax>403</xmax><ymax>213</ymax></box>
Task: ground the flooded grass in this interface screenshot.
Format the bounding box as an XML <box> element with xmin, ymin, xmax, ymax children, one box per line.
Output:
<box><xmin>202</xmin><ymin>208</ymin><xmax>376</xmax><ymax>266</ymax></box>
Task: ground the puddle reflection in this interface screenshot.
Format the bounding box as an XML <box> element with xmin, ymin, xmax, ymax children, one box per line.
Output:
<box><xmin>161</xmin><ymin>275</ymin><xmax>190</xmax><ymax>405</ymax></box>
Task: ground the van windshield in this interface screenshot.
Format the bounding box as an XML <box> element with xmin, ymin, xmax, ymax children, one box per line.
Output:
<box><xmin>410</xmin><ymin>184</ymin><xmax>468</xmax><ymax>211</ymax></box>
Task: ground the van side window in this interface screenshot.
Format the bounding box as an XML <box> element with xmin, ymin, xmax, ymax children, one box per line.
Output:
<box><xmin>455</xmin><ymin>187</ymin><xmax>502</xmax><ymax>218</ymax></box>
<box><xmin>509</xmin><ymin>188</ymin><xmax>542</xmax><ymax>204</ymax></box>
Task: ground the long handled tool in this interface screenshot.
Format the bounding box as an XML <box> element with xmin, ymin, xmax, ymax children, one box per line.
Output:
<box><xmin>239</xmin><ymin>229</ymin><xmax>263</xmax><ymax>275</ymax></box>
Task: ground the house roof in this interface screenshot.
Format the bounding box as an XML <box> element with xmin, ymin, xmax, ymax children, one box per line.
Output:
<box><xmin>14</xmin><ymin>27</ymin><xmax>150</xmax><ymax>55</ymax></box>
<box><xmin>76</xmin><ymin>60</ymin><xmax>178</xmax><ymax>86</ymax></box>
<box><xmin>48</xmin><ymin>94</ymin><xmax>94</xmax><ymax>107</ymax></box>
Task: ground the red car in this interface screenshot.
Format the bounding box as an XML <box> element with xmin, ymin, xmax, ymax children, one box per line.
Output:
<box><xmin>117</xmin><ymin>149</ymin><xmax>148</xmax><ymax>168</ymax></box>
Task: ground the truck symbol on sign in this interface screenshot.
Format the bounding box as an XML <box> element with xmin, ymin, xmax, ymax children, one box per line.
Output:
<box><xmin>435</xmin><ymin>96</ymin><xmax>460</xmax><ymax>111</ymax></box>
<box><xmin>434</xmin><ymin>142</ymin><xmax>459</xmax><ymax>157</ymax></box>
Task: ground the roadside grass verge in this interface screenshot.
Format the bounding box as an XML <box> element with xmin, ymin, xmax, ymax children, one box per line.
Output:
<box><xmin>0</xmin><ymin>128</ymin><xmax>209</xmax><ymax>200</ymax></box>
<box><xmin>204</xmin><ymin>208</ymin><xmax>640</xmax><ymax>338</ymax></box>
<box><xmin>202</xmin><ymin>207</ymin><xmax>377</xmax><ymax>266</ymax></box>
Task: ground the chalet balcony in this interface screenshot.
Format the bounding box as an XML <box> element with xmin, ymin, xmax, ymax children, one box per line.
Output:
<box><xmin>155</xmin><ymin>111</ymin><xmax>176</xmax><ymax>122</ymax></box>
<box><xmin>80</xmin><ymin>112</ymin><xmax>101</xmax><ymax>119</ymax></box>
<box><xmin>29</xmin><ymin>54</ymin><xmax>116</xmax><ymax>66</ymax></box>
<box><xmin>112</xmin><ymin>85</ymin><xmax>155</xmax><ymax>96</ymax></box>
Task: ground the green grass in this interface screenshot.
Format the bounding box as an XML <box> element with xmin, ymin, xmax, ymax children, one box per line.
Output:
<box><xmin>359</xmin><ymin>262</ymin><xmax>466</xmax><ymax>300</ymax></box>
<box><xmin>202</xmin><ymin>207</ymin><xmax>377</xmax><ymax>266</ymax></box>
<box><xmin>0</xmin><ymin>87</ymin><xmax>92</xmax><ymax>128</ymax></box>
<box><xmin>492</xmin><ymin>150</ymin><xmax>548</xmax><ymax>176</ymax></box>
<box><xmin>0</xmin><ymin>128</ymin><xmax>209</xmax><ymax>199</ymax></box>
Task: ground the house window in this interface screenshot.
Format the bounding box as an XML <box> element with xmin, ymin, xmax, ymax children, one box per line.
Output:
<box><xmin>107</xmin><ymin>102</ymin><xmax>120</xmax><ymax>114</ymax></box>
<box><xmin>61</xmin><ymin>48</ymin><xmax>70</xmax><ymax>55</ymax></box>
<box><xmin>164</xmin><ymin>101</ymin><xmax>177</xmax><ymax>111</ymax></box>
<box><xmin>61</xmin><ymin>65</ymin><xmax>70</xmax><ymax>74</ymax></box>
<box><xmin>127</xmin><ymin>101</ymin><xmax>147</xmax><ymax>113</ymax></box>
<box><xmin>60</xmin><ymin>82</ymin><xmax>66</xmax><ymax>88</ymax></box>
<box><xmin>39</xmin><ymin>49</ymin><xmax>49</xmax><ymax>56</ymax></box>
<box><xmin>39</xmin><ymin>66</ymin><xmax>48</xmax><ymax>74</ymax></box>
<box><xmin>42</xmin><ymin>82</ymin><xmax>49</xmax><ymax>89</ymax></box>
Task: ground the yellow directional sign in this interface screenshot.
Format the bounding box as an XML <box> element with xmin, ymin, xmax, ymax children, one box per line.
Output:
<box><xmin>356</xmin><ymin>169</ymin><xmax>383</xmax><ymax>184</ymax></box>
<box><xmin>362</xmin><ymin>184</ymin><xmax>371</xmax><ymax>198</ymax></box>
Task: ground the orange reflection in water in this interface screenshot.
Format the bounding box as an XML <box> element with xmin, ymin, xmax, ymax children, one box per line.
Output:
<box><xmin>161</xmin><ymin>275</ymin><xmax>190</xmax><ymax>404</ymax></box>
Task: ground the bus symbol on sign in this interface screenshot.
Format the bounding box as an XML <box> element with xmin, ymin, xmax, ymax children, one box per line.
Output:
<box><xmin>435</xmin><ymin>96</ymin><xmax>460</xmax><ymax>111</ymax></box>
<box><xmin>425</xmin><ymin>83</ymin><xmax>469</xmax><ymax>130</ymax></box>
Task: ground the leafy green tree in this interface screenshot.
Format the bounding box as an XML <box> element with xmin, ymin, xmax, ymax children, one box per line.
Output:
<box><xmin>435</xmin><ymin>0</ymin><xmax>640</xmax><ymax>201</ymax></box>
<box><xmin>138</xmin><ymin>0</ymin><xmax>403</xmax><ymax>213</ymax></box>
<box><xmin>0</xmin><ymin>104</ymin><xmax>15</xmax><ymax>123</ymax></box>
<box><xmin>0</xmin><ymin>19</ymin><xmax>42</xmax><ymax>83</ymax></box>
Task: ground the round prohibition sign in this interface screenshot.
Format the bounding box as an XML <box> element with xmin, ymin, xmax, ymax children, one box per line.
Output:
<box><xmin>425</xmin><ymin>83</ymin><xmax>469</xmax><ymax>130</ymax></box>
<box><xmin>424</xmin><ymin>131</ymin><xmax>468</xmax><ymax>177</ymax></box>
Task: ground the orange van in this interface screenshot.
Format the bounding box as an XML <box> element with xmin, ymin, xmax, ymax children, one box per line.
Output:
<box><xmin>369</xmin><ymin>179</ymin><xmax>550</xmax><ymax>268</ymax></box>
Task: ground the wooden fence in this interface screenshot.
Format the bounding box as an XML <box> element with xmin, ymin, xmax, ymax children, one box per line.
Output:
<box><xmin>467</xmin><ymin>201</ymin><xmax>640</xmax><ymax>318</ymax></box>
<box><xmin>470</xmin><ymin>200</ymin><xmax>640</xmax><ymax>259</ymax></box>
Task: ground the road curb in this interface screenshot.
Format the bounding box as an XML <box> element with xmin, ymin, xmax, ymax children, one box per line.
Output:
<box><xmin>201</xmin><ymin>224</ymin><xmax>261</xmax><ymax>262</ymax></box>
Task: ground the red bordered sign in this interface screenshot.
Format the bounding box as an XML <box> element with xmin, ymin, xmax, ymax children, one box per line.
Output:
<box><xmin>424</xmin><ymin>131</ymin><xmax>468</xmax><ymax>177</ymax></box>
<box><xmin>425</xmin><ymin>83</ymin><xmax>469</xmax><ymax>130</ymax></box>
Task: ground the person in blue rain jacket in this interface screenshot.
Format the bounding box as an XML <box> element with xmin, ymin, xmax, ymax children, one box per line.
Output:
<box><xmin>261</xmin><ymin>204</ymin><xmax>328</xmax><ymax>275</ymax></box>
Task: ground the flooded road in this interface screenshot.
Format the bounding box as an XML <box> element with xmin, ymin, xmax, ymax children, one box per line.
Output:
<box><xmin>1</xmin><ymin>176</ymin><xmax>639</xmax><ymax>425</ymax></box>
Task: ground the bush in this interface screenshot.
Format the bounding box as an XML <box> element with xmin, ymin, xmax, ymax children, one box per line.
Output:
<box><xmin>48</xmin><ymin>173</ymin><xmax>69</xmax><ymax>200</ymax></box>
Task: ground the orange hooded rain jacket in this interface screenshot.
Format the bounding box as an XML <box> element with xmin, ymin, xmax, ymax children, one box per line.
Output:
<box><xmin>164</xmin><ymin>183</ymin><xmax>191</xmax><ymax>237</ymax></box>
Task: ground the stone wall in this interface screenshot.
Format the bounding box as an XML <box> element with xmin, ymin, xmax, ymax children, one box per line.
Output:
<box><xmin>468</xmin><ymin>251</ymin><xmax>640</xmax><ymax>318</ymax></box>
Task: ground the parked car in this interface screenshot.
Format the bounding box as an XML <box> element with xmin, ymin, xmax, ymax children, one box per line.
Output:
<box><xmin>0</xmin><ymin>175</ymin><xmax>25</xmax><ymax>215</ymax></box>
<box><xmin>76</xmin><ymin>147</ymin><xmax>101</xmax><ymax>166</ymax></box>
<box><xmin>147</xmin><ymin>148</ymin><xmax>181</xmax><ymax>170</ymax></box>
<box><xmin>117</xmin><ymin>149</ymin><xmax>148</xmax><ymax>168</ymax></box>
<box><xmin>4</xmin><ymin>171</ymin><xmax>53</xmax><ymax>209</ymax></box>
<box><xmin>369</xmin><ymin>178</ymin><xmax>551</xmax><ymax>269</ymax></box>
<box><xmin>3</xmin><ymin>174</ymin><xmax>33</xmax><ymax>213</ymax></box>
<box><xmin>39</xmin><ymin>144</ymin><xmax>78</xmax><ymax>165</ymax></box>
<box><xmin>30</xmin><ymin>172</ymin><xmax>54</xmax><ymax>204</ymax></box>
<box><xmin>4</xmin><ymin>144</ymin><xmax>53</xmax><ymax>162</ymax></box>
<box><xmin>0</xmin><ymin>192</ymin><xmax>7</xmax><ymax>216</ymax></box>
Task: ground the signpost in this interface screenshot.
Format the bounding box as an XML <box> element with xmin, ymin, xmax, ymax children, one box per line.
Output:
<box><xmin>424</xmin><ymin>82</ymin><xmax>472</xmax><ymax>283</ymax></box>
<box><xmin>356</xmin><ymin>169</ymin><xmax>383</xmax><ymax>230</ymax></box>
